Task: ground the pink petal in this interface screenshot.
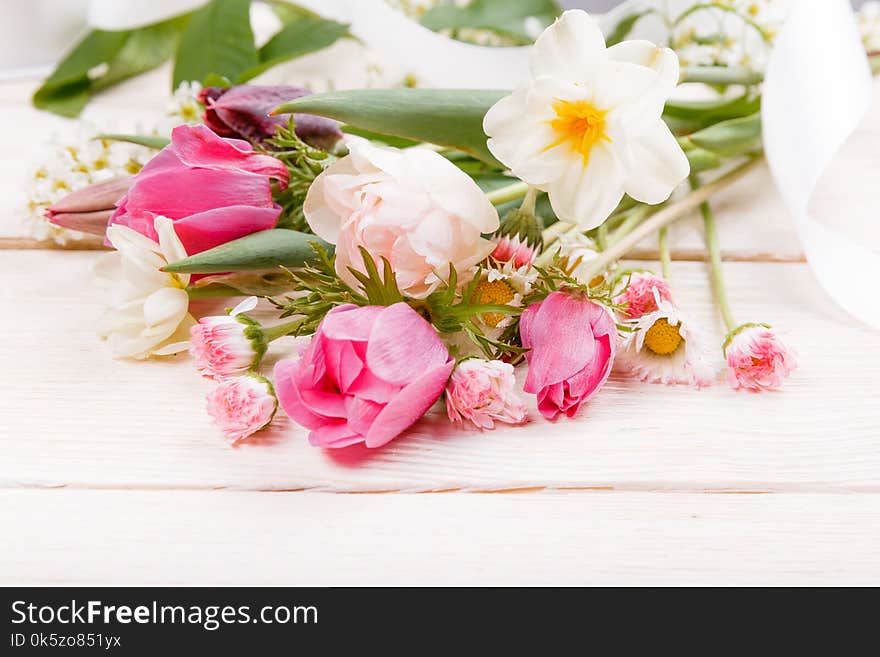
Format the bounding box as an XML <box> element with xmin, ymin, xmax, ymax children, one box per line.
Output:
<box><xmin>364</xmin><ymin>359</ymin><xmax>454</xmax><ymax>448</ymax></box>
<box><xmin>320</xmin><ymin>305</ymin><xmax>383</xmax><ymax>342</ymax></box>
<box><xmin>345</xmin><ymin>396</ymin><xmax>384</xmax><ymax>437</ymax></box>
<box><xmin>565</xmin><ymin>334</ymin><xmax>614</xmax><ymax>401</ymax></box>
<box><xmin>172</xmin><ymin>204</ymin><xmax>280</xmax><ymax>254</ymax></box>
<box><xmin>273</xmin><ymin>358</ymin><xmax>328</xmax><ymax>429</ymax></box>
<box><xmin>323</xmin><ymin>338</ymin><xmax>364</xmax><ymax>393</ymax></box>
<box><xmin>308</xmin><ymin>421</ymin><xmax>363</xmax><ymax>448</ymax></box>
<box><xmin>365</xmin><ymin>303</ymin><xmax>450</xmax><ymax>386</ymax></box>
<box><xmin>522</xmin><ymin>293</ymin><xmax>598</xmax><ymax>393</ymax></box>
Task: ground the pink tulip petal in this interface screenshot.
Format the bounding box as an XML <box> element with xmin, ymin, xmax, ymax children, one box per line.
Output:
<box><xmin>364</xmin><ymin>360</ymin><xmax>453</xmax><ymax>448</ymax></box>
<box><xmin>308</xmin><ymin>421</ymin><xmax>362</xmax><ymax>448</ymax></box>
<box><xmin>273</xmin><ymin>359</ymin><xmax>328</xmax><ymax>430</ymax></box>
<box><xmin>522</xmin><ymin>293</ymin><xmax>598</xmax><ymax>393</ymax></box>
<box><xmin>365</xmin><ymin>303</ymin><xmax>450</xmax><ymax>386</ymax></box>
<box><xmin>299</xmin><ymin>388</ymin><xmax>348</xmax><ymax>418</ymax></box>
<box><xmin>320</xmin><ymin>305</ymin><xmax>383</xmax><ymax>342</ymax></box>
<box><xmin>323</xmin><ymin>338</ymin><xmax>364</xmax><ymax>393</ymax></box>
<box><xmin>169</xmin><ymin>124</ymin><xmax>289</xmax><ymax>185</ymax></box>
<box><xmin>172</xmin><ymin>205</ymin><xmax>280</xmax><ymax>254</ymax></box>
<box><xmin>345</xmin><ymin>397</ymin><xmax>384</xmax><ymax>437</ymax></box>
<box><xmin>347</xmin><ymin>367</ymin><xmax>400</xmax><ymax>404</ymax></box>
<box><xmin>565</xmin><ymin>334</ymin><xmax>613</xmax><ymax>401</ymax></box>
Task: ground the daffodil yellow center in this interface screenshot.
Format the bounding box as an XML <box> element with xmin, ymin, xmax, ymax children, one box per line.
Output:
<box><xmin>475</xmin><ymin>278</ymin><xmax>516</xmax><ymax>328</ymax></box>
<box><xmin>547</xmin><ymin>99</ymin><xmax>610</xmax><ymax>164</ymax></box>
<box><xmin>644</xmin><ymin>317</ymin><xmax>683</xmax><ymax>356</ymax></box>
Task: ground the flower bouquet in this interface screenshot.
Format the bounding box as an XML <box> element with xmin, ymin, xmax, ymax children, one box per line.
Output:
<box><xmin>33</xmin><ymin>0</ymin><xmax>879</xmax><ymax>447</ymax></box>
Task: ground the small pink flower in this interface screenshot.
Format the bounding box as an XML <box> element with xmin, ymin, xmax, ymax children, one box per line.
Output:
<box><xmin>725</xmin><ymin>324</ymin><xmax>797</xmax><ymax>391</ymax></box>
<box><xmin>206</xmin><ymin>373</ymin><xmax>277</xmax><ymax>444</ymax></box>
<box><xmin>190</xmin><ymin>297</ymin><xmax>265</xmax><ymax>379</ymax></box>
<box><xmin>445</xmin><ymin>359</ymin><xmax>527</xmax><ymax>429</ymax></box>
<box><xmin>491</xmin><ymin>234</ymin><xmax>538</xmax><ymax>268</ymax></box>
<box><xmin>613</xmin><ymin>272</ymin><xmax>673</xmax><ymax>319</ymax></box>
<box><xmin>109</xmin><ymin>124</ymin><xmax>289</xmax><ymax>255</ymax></box>
<box><xmin>520</xmin><ymin>291</ymin><xmax>616</xmax><ymax>420</ymax></box>
<box><xmin>274</xmin><ymin>303</ymin><xmax>454</xmax><ymax>448</ymax></box>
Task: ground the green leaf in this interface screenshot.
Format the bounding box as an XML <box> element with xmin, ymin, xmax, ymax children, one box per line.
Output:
<box><xmin>680</xmin><ymin>66</ymin><xmax>763</xmax><ymax>86</ymax></box>
<box><xmin>173</xmin><ymin>0</ymin><xmax>258</xmax><ymax>88</ymax></box>
<box><xmin>687</xmin><ymin>113</ymin><xmax>762</xmax><ymax>156</ymax></box>
<box><xmin>96</xmin><ymin>134</ymin><xmax>171</xmax><ymax>149</ymax></box>
<box><xmin>664</xmin><ymin>94</ymin><xmax>761</xmax><ymax>123</ymax></box>
<box><xmin>91</xmin><ymin>15</ymin><xmax>190</xmax><ymax>92</ymax></box>
<box><xmin>237</xmin><ymin>15</ymin><xmax>349</xmax><ymax>82</ymax></box>
<box><xmin>33</xmin><ymin>30</ymin><xmax>129</xmax><ymax>117</ymax></box>
<box><xmin>421</xmin><ymin>0</ymin><xmax>560</xmax><ymax>43</ymax></box>
<box><xmin>605</xmin><ymin>12</ymin><xmax>649</xmax><ymax>47</ymax></box>
<box><xmin>163</xmin><ymin>229</ymin><xmax>332</xmax><ymax>274</ymax></box>
<box><xmin>277</xmin><ymin>89</ymin><xmax>507</xmax><ymax>165</ymax></box>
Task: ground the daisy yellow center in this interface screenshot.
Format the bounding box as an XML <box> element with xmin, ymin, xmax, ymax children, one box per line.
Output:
<box><xmin>547</xmin><ymin>99</ymin><xmax>610</xmax><ymax>163</ymax></box>
<box><xmin>644</xmin><ymin>317</ymin><xmax>683</xmax><ymax>356</ymax></box>
<box><xmin>475</xmin><ymin>278</ymin><xmax>516</xmax><ymax>328</ymax></box>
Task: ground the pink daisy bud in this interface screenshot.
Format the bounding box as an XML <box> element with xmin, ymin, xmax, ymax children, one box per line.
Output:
<box><xmin>445</xmin><ymin>359</ymin><xmax>528</xmax><ymax>430</ymax></box>
<box><xmin>724</xmin><ymin>324</ymin><xmax>797</xmax><ymax>391</ymax></box>
<box><xmin>491</xmin><ymin>234</ymin><xmax>539</xmax><ymax>268</ymax></box>
<box><xmin>613</xmin><ymin>271</ymin><xmax>673</xmax><ymax>319</ymax></box>
<box><xmin>206</xmin><ymin>373</ymin><xmax>278</xmax><ymax>444</ymax></box>
<box><xmin>190</xmin><ymin>297</ymin><xmax>267</xmax><ymax>379</ymax></box>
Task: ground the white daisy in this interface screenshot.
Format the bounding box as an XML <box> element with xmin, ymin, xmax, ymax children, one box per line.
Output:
<box><xmin>616</xmin><ymin>291</ymin><xmax>715</xmax><ymax>387</ymax></box>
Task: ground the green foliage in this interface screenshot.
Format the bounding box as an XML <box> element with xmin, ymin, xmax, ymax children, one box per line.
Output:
<box><xmin>173</xmin><ymin>0</ymin><xmax>257</xmax><ymax>88</ymax></box>
<box><xmin>237</xmin><ymin>15</ymin><xmax>349</xmax><ymax>82</ymax></box>
<box><xmin>685</xmin><ymin>113</ymin><xmax>762</xmax><ymax>156</ymax></box>
<box><xmin>347</xmin><ymin>248</ymin><xmax>405</xmax><ymax>306</ymax></box>
<box><xmin>270</xmin><ymin>244</ymin><xmax>367</xmax><ymax>336</ymax></box>
<box><xmin>96</xmin><ymin>134</ymin><xmax>171</xmax><ymax>150</ymax></box>
<box><xmin>33</xmin><ymin>15</ymin><xmax>191</xmax><ymax>117</ymax></box>
<box><xmin>277</xmin><ymin>89</ymin><xmax>507</xmax><ymax>166</ymax></box>
<box><xmin>420</xmin><ymin>0</ymin><xmax>561</xmax><ymax>44</ymax></box>
<box><xmin>163</xmin><ymin>229</ymin><xmax>332</xmax><ymax>274</ymax></box>
<box><xmin>265</xmin><ymin>119</ymin><xmax>336</xmax><ymax>232</ymax></box>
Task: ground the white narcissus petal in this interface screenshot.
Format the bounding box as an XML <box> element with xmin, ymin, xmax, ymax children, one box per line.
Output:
<box><xmin>529</xmin><ymin>10</ymin><xmax>607</xmax><ymax>83</ymax></box>
<box><xmin>606</xmin><ymin>40</ymin><xmax>680</xmax><ymax>100</ymax></box>
<box><xmin>142</xmin><ymin>286</ymin><xmax>189</xmax><ymax>334</ymax></box>
<box><xmin>546</xmin><ymin>145</ymin><xmax>625</xmax><ymax>228</ymax></box>
<box><xmin>231</xmin><ymin>296</ymin><xmax>259</xmax><ymax>316</ymax></box>
<box><xmin>623</xmin><ymin>119</ymin><xmax>692</xmax><ymax>205</ymax></box>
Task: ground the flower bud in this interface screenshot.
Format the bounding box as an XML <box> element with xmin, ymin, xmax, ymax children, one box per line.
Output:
<box><xmin>206</xmin><ymin>373</ymin><xmax>278</xmax><ymax>444</ymax></box>
<box><xmin>46</xmin><ymin>176</ymin><xmax>133</xmax><ymax>236</ymax></box>
<box><xmin>724</xmin><ymin>323</ymin><xmax>797</xmax><ymax>391</ymax></box>
<box><xmin>491</xmin><ymin>206</ymin><xmax>543</xmax><ymax>267</ymax></box>
<box><xmin>189</xmin><ymin>297</ymin><xmax>268</xmax><ymax>379</ymax></box>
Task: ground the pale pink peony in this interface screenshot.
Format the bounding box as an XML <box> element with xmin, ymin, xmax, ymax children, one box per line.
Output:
<box><xmin>303</xmin><ymin>136</ymin><xmax>499</xmax><ymax>298</ymax></box>
<box><xmin>274</xmin><ymin>303</ymin><xmax>455</xmax><ymax>448</ymax></box>
<box><xmin>725</xmin><ymin>324</ymin><xmax>797</xmax><ymax>391</ymax></box>
<box><xmin>206</xmin><ymin>374</ymin><xmax>277</xmax><ymax>444</ymax></box>
<box><xmin>491</xmin><ymin>234</ymin><xmax>538</xmax><ymax>268</ymax></box>
<box><xmin>445</xmin><ymin>359</ymin><xmax>527</xmax><ymax>429</ymax></box>
<box><xmin>613</xmin><ymin>272</ymin><xmax>673</xmax><ymax>319</ymax></box>
<box><xmin>109</xmin><ymin>124</ymin><xmax>289</xmax><ymax>255</ymax></box>
<box><xmin>190</xmin><ymin>297</ymin><xmax>265</xmax><ymax>379</ymax></box>
<box><xmin>520</xmin><ymin>291</ymin><xmax>616</xmax><ymax>420</ymax></box>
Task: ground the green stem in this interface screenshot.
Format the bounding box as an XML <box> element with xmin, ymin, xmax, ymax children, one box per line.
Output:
<box><xmin>262</xmin><ymin>318</ymin><xmax>304</xmax><ymax>342</ymax></box>
<box><xmin>519</xmin><ymin>185</ymin><xmax>538</xmax><ymax>214</ymax></box>
<box><xmin>659</xmin><ymin>226</ymin><xmax>671</xmax><ymax>279</ymax></box>
<box><xmin>578</xmin><ymin>157</ymin><xmax>761</xmax><ymax>282</ymax></box>
<box><xmin>692</xmin><ymin>176</ymin><xmax>737</xmax><ymax>332</ymax></box>
<box><xmin>606</xmin><ymin>205</ymin><xmax>651</xmax><ymax>248</ymax></box>
<box><xmin>680</xmin><ymin>66</ymin><xmax>763</xmax><ymax>86</ymax></box>
<box><xmin>485</xmin><ymin>181</ymin><xmax>529</xmax><ymax>205</ymax></box>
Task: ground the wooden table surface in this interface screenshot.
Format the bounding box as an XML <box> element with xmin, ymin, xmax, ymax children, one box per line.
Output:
<box><xmin>1</xmin><ymin>69</ymin><xmax>878</xmax><ymax>585</ymax></box>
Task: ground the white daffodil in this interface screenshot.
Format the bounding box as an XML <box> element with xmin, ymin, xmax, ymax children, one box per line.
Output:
<box><xmin>483</xmin><ymin>9</ymin><xmax>690</xmax><ymax>229</ymax></box>
<box><xmin>93</xmin><ymin>216</ymin><xmax>195</xmax><ymax>360</ymax></box>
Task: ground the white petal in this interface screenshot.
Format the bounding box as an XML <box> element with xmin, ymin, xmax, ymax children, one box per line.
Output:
<box><xmin>606</xmin><ymin>40</ymin><xmax>679</xmax><ymax>98</ymax></box>
<box><xmin>594</xmin><ymin>59</ymin><xmax>665</xmax><ymax>119</ymax></box>
<box><xmin>152</xmin><ymin>314</ymin><xmax>197</xmax><ymax>356</ymax></box>
<box><xmin>546</xmin><ymin>144</ymin><xmax>625</xmax><ymax>228</ymax></box>
<box><xmin>142</xmin><ymin>286</ymin><xmax>189</xmax><ymax>333</ymax></box>
<box><xmin>622</xmin><ymin>119</ymin><xmax>690</xmax><ymax>205</ymax></box>
<box><xmin>155</xmin><ymin>215</ymin><xmax>188</xmax><ymax>264</ymax></box>
<box><xmin>231</xmin><ymin>296</ymin><xmax>259</xmax><ymax>316</ymax></box>
<box><xmin>529</xmin><ymin>10</ymin><xmax>606</xmax><ymax>83</ymax></box>
<box><xmin>303</xmin><ymin>151</ymin><xmax>363</xmax><ymax>243</ymax></box>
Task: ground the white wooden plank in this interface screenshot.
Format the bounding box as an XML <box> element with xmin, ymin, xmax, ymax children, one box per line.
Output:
<box><xmin>0</xmin><ymin>251</ymin><xmax>876</xmax><ymax>492</ymax></box>
<box><xmin>1</xmin><ymin>489</ymin><xmax>877</xmax><ymax>585</ymax></box>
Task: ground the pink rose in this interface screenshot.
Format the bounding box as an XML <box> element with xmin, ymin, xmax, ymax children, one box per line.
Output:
<box><xmin>109</xmin><ymin>124</ymin><xmax>289</xmax><ymax>255</ymax></box>
<box><xmin>206</xmin><ymin>374</ymin><xmax>278</xmax><ymax>444</ymax></box>
<box><xmin>725</xmin><ymin>324</ymin><xmax>797</xmax><ymax>391</ymax></box>
<box><xmin>274</xmin><ymin>303</ymin><xmax>454</xmax><ymax>448</ymax></box>
<box><xmin>520</xmin><ymin>291</ymin><xmax>616</xmax><ymax>420</ymax></box>
<box><xmin>303</xmin><ymin>137</ymin><xmax>499</xmax><ymax>298</ymax></box>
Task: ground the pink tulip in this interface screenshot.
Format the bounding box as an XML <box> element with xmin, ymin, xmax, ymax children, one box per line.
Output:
<box><xmin>274</xmin><ymin>303</ymin><xmax>454</xmax><ymax>449</ymax></box>
<box><xmin>108</xmin><ymin>124</ymin><xmax>289</xmax><ymax>255</ymax></box>
<box><xmin>199</xmin><ymin>85</ymin><xmax>342</xmax><ymax>149</ymax></box>
<box><xmin>520</xmin><ymin>291</ymin><xmax>616</xmax><ymax>420</ymax></box>
<box><xmin>46</xmin><ymin>176</ymin><xmax>133</xmax><ymax>236</ymax></box>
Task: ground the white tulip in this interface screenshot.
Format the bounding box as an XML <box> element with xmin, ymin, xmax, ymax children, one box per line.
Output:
<box><xmin>93</xmin><ymin>216</ymin><xmax>195</xmax><ymax>359</ymax></box>
<box><xmin>483</xmin><ymin>10</ymin><xmax>690</xmax><ymax>229</ymax></box>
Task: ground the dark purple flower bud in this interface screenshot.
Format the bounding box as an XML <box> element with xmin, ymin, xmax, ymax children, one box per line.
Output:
<box><xmin>197</xmin><ymin>85</ymin><xmax>343</xmax><ymax>150</ymax></box>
